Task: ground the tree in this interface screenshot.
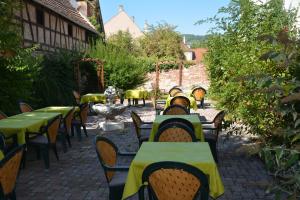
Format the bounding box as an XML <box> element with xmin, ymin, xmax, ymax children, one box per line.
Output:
<box><xmin>107</xmin><ymin>31</ymin><xmax>140</xmax><ymax>55</ymax></box>
<box><xmin>139</xmin><ymin>23</ymin><xmax>184</xmax><ymax>60</ymax></box>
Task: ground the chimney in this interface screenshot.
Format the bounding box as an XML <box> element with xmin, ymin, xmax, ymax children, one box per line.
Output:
<box><xmin>118</xmin><ymin>5</ymin><xmax>124</xmax><ymax>12</ymax></box>
<box><xmin>132</xmin><ymin>16</ymin><xmax>135</xmax><ymax>22</ymax></box>
<box><xmin>183</xmin><ymin>36</ymin><xmax>186</xmax><ymax>44</ymax></box>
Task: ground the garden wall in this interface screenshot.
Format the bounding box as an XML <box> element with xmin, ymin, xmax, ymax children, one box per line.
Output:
<box><xmin>143</xmin><ymin>63</ymin><xmax>209</xmax><ymax>92</ymax></box>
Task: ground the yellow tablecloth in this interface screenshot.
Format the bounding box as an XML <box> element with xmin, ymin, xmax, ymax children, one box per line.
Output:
<box><xmin>165</xmin><ymin>94</ymin><xmax>197</xmax><ymax>110</ymax></box>
<box><xmin>122</xmin><ymin>142</ymin><xmax>224</xmax><ymax>199</ymax></box>
<box><xmin>10</xmin><ymin>112</ymin><xmax>61</xmax><ymax>124</ymax></box>
<box><xmin>149</xmin><ymin>115</ymin><xmax>204</xmax><ymax>141</ymax></box>
<box><xmin>0</xmin><ymin>118</ymin><xmax>45</xmax><ymax>145</ymax></box>
<box><xmin>124</xmin><ymin>90</ymin><xmax>148</xmax><ymax>99</ymax></box>
<box><xmin>80</xmin><ymin>93</ymin><xmax>106</xmax><ymax>104</ymax></box>
<box><xmin>35</xmin><ymin>106</ymin><xmax>74</xmax><ymax>118</ymax></box>
<box><xmin>0</xmin><ymin>150</ymin><xmax>4</xmax><ymax>161</ymax></box>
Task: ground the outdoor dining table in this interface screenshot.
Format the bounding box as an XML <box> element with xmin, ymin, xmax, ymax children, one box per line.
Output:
<box><xmin>164</xmin><ymin>94</ymin><xmax>198</xmax><ymax>110</ymax></box>
<box><xmin>124</xmin><ymin>89</ymin><xmax>148</xmax><ymax>106</ymax></box>
<box><xmin>35</xmin><ymin>106</ymin><xmax>74</xmax><ymax>118</ymax></box>
<box><xmin>9</xmin><ymin>112</ymin><xmax>61</xmax><ymax>123</ymax></box>
<box><xmin>80</xmin><ymin>93</ymin><xmax>106</xmax><ymax>104</ymax></box>
<box><xmin>149</xmin><ymin>114</ymin><xmax>204</xmax><ymax>141</ymax></box>
<box><xmin>122</xmin><ymin>142</ymin><xmax>224</xmax><ymax>199</ymax></box>
<box><xmin>0</xmin><ymin>118</ymin><xmax>46</xmax><ymax>145</ymax></box>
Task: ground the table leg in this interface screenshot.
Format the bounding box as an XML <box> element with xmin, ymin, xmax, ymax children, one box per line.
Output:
<box><xmin>128</xmin><ymin>99</ymin><xmax>131</xmax><ymax>106</ymax></box>
<box><xmin>143</xmin><ymin>98</ymin><xmax>145</xmax><ymax>106</ymax></box>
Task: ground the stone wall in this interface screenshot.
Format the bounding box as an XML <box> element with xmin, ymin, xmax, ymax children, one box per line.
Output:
<box><xmin>143</xmin><ymin>63</ymin><xmax>209</xmax><ymax>92</ymax></box>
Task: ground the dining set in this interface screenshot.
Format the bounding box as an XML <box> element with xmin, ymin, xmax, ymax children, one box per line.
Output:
<box><xmin>95</xmin><ymin>85</ymin><xmax>226</xmax><ymax>200</ymax></box>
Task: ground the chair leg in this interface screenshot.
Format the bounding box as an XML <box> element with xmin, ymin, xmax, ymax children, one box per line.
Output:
<box><xmin>71</xmin><ymin>125</ymin><xmax>75</xmax><ymax>137</ymax></box>
<box><xmin>10</xmin><ymin>189</ymin><xmax>17</xmax><ymax>200</ymax></box>
<box><xmin>83</xmin><ymin>125</ymin><xmax>88</xmax><ymax>137</ymax></box>
<box><xmin>201</xmin><ymin>98</ymin><xmax>205</xmax><ymax>108</ymax></box>
<box><xmin>21</xmin><ymin>148</ymin><xmax>27</xmax><ymax>169</ymax></box>
<box><xmin>66</xmin><ymin>134</ymin><xmax>72</xmax><ymax>147</ymax></box>
<box><xmin>41</xmin><ymin>146</ymin><xmax>50</xmax><ymax>169</ymax></box>
<box><xmin>35</xmin><ymin>146</ymin><xmax>41</xmax><ymax>160</ymax></box>
<box><xmin>75</xmin><ymin>125</ymin><xmax>82</xmax><ymax>141</ymax></box>
<box><xmin>52</xmin><ymin>144</ymin><xmax>59</xmax><ymax>161</ymax></box>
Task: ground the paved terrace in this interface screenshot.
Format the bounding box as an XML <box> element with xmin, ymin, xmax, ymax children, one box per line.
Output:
<box><xmin>16</xmin><ymin>102</ymin><xmax>274</xmax><ymax>200</ymax></box>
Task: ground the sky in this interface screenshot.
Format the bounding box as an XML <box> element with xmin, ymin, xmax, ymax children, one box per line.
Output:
<box><xmin>100</xmin><ymin>0</ymin><xmax>231</xmax><ymax>36</ymax></box>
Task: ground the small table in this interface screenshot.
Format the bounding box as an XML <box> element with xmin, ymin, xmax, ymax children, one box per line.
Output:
<box><xmin>35</xmin><ymin>106</ymin><xmax>74</xmax><ymax>118</ymax></box>
<box><xmin>165</xmin><ymin>94</ymin><xmax>198</xmax><ymax>111</ymax></box>
<box><xmin>122</xmin><ymin>142</ymin><xmax>224</xmax><ymax>199</ymax></box>
<box><xmin>0</xmin><ymin>118</ymin><xmax>45</xmax><ymax>145</ymax></box>
<box><xmin>124</xmin><ymin>90</ymin><xmax>148</xmax><ymax>106</ymax></box>
<box><xmin>149</xmin><ymin>115</ymin><xmax>204</xmax><ymax>141</ymax></box>
<box><xmin>80</xmin><ymin>93</ymin><xmax>106</xmax><ymax>104</ymax></box>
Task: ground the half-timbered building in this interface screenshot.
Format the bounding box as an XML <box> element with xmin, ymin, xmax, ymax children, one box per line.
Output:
<box><xmin>15</xmin><ymin>0</ymin><xmax>101</xmax><ymax>52</ymax></box>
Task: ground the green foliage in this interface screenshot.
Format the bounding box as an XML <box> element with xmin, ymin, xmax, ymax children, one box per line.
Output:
<box><xmin>88</xmin><ymin>41</ymin><xmax>148</xmax><ymax>90</ymax></box>
<box><xmin>34</xmin><ymin>51</ymin><xmax>79</xmax><ymax>107</ymax></box>
<box><xmin>182</xmin><ymin>34</ymin><xmax>208</xmax><ymax>48</ymax></box>
<box><xmin>0</xmin><ymin>0</ymin><xmax>42</xmax><ymax>115</ymax></box>
<box><xmin>202</xmin><ymin>0</ymin><xmax>300</xmax><ymax>196</ymax></box>
<box><xmin>139</xmin><ymin>23</ymin><xmax>184</xmax><ymax>60</ymax></box>
<box><xmin>107</xmin><ymin>31</ymin><xmax>141</xmax><ymax>55</ymax></box>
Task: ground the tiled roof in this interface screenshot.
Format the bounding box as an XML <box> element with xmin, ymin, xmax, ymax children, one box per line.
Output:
<box><xmin>32</xmin><ymin>0</ymin><xmax>98</xmax><ymax>34</ymax></box>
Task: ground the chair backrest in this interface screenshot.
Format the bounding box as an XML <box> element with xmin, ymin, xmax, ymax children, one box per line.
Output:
<box><xmin>0</xmin><ymin>111</ymin><xmax>7</xmax><ymax>120</ymax></box>
<box><xmin>79</xmin><ymin>103</ymin><xmax>89</xmax><ymax>124</ymax></box>
<box><xmin>19</xmin><ymin>102</ymin><xmax>33</xmax><ymax>113</ymax></box>
<box><xmin>142</xmin><ymin>161</ymin><xmax>209</xmax><ymax>200</ymax></box>
<box><xmin>213</xmin><ymin>111</ymin><xmax>225</xmax><ymax>132</ymax></box>
<box><xmin>154</xmin><ymin>123</ymin><xmax>196</xmax><ymax>142</ymax></box>
<box><xmin>192</xmin><ymin>87</ymin><xmax>207</xmax><ymax>101</ymax></box>
<box><xmin>131</xmin><ymin>111</ymin><xmax>142</xmax><ymax>138</ymax></box>
<box><xmin>174</xmin><ymin>92</ymin><xmax>185</xmax><ymax>97</ymax></box>
<box><xmin>0</xmin><ymin>145</ymin><xmax>24</xmax><ymax>197</ymax></box>
<box><xmin>158</xmin><ymin>118</ymin><xmax>194</xmax><ymax>133</ymax></box>
<box><xmin>73</xmin><ymin>90</ymin><xmax>81</xmax><ymax>105</ymax></box>
<box><xmin>64</xmin><ymin>108</ymin><xmax>75</xmax><ymax>134</ymax></box>
<box><xmin>169</xmin><ymin>87</ymin><xmax>182</xmax><ymax>97</ymax></box>
<box><xmin>163</xmin><ymin>105</ymin><xmax>190</xmax><ymax>115</ymax></box>
<box><xmin>0</xmin><ymin>133</ymin><xmax>5</xmax><ymax>152</ymax></box>
<box><xmin>95</xmin><ymin>136</ymin><xmax>118</xmax><ymax>183</ymax></box>
<box><xmin>46</xmin><ymin>115</ymin><xmax>61</xmax><ymax>144</ymax></box>
<box><xmin>170</xmin><ymin>96</ymin><xmax>191</xmax><ymax>109</ymax></box>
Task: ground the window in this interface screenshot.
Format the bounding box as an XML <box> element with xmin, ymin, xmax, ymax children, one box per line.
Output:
<box><xmin>36</xmin><ymin>8</ymin><xmax>44</xmax><ymax>26</ymax></box>
<box><xmin>68</xmin><ymin>24</ymin><xmax>73</xmax><ymax>37</ymax></box>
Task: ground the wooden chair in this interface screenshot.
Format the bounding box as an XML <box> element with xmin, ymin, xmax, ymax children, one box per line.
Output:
<box><xmin>163</xmin><ymin>105</ymin><xmax>190</xmax><ymax>115</ymax></box>
<box><xmin>71</xmin><ymin>103</ymin><xmax>88</xmax><ymax>140</ymax></box>
<box><xmin>72</xmin><ymin>90</ymin><xmax>81</xmax><ymax>105</ymax></box>
<box><xmin>0</xmin><ymin>133</ymin><xmax>18</xmax><ymax>155</ymax></box>
<box><xmin>158</xmin><ymin>118</ymin><xmax>194</xmax><ymax>133</ymax></box>
<box><xmin>170</xmin><ymin>96</ymin><xmax>191</xmax><ymax>110</ymax></box>
<box><xmin>169</xmin><ymin>87</ymin><xmax>182</xmax><ymax>97</ymax></box>
<box><xmin>202</xmin><ymin>111</ymin><xmax>225</xmax><ymax>163</ymax></box>
<box><xmin>25</xmin><ymin>115</ymin><xmax>61</xmax><ymax>169</ymax></box>
<box><xmin>0</xmin><ymin>145</ymin><xmax>24</xmax><ymax>200</ymax></box>
<box><xmin>95</xmin><ymin>136</ymin><xmax>135</xmax><ymax>200</ymax></box>
<box><xmin>154</xmin><ymin>122</ymin><xmax>197</xmax><ymax>142</ymax></box>
<box><xmin>131</xmin><ymin>111</ymin><xmax>152</xmax><ymax>146</ymax></box>
<box><xmin>192</xmin><ymin>87</ymin><xmax>207</xmax><ymax>108</ymax></box>
<box><xmin>0</xmin><ymin>111</ymin><xmax>7</xmax><ymax>120</ymax></box>
<box><xmin>58</xmin><ymin>108</ymin><xmax>75</xmax><ymax>152</ymax></box>
<box><xmin>141</xmin><ymin>161</ymin><xmax>209</xmax><ymax>200</ymax></box>
<box><xmin>18</xmin><ymin>102</ymin><xmax>33</xmax><ymax>113</ymax></box>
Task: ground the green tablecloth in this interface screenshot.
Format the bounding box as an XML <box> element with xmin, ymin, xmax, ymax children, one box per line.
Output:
<box><xmin>124</xmin><ymin>90</ymin><xmax>148</xmax><ymax>99</ymax></box>
<box><xmin>10</xmin><ymin>112</ymin><xmax>61</xmax><ymax>124</ymax></box>
<box><xmin>0</xmin><ymin>118</ymin><xmax>45</xmax><ymax>145</ymax></box>
<box><xmin>149</xmin><ymin>115</ymin><xmax>204</xmax><ymax>141</ymax></box>
<box><xmin>165</xmin><ymin>94</ymin><xmax>198</xmax><ymax>110</ymax></box>
<box><xmin>35</xmin><ymin>106</ymin><xmax>74</xmax><ymax>118</ymax></box>
<box><xmin>0</xmin><ymin>150</ymin><xmax>4</xmax><ymax>160</ymax></box>
<box><xmin>80</xmin><ymin>93</ymin><xmax>106</xmax><ymax>104</ymax></box>
<box><xmin>122</xmin><ymin>142</ymin><xmax>224</xmax><ymax>199</ymax></box>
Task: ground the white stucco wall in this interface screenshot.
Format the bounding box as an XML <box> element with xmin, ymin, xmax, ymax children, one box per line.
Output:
<box><xmin>104</xmin><ymin>10</ymin><xmax>143</xmax><ymax>39</ymax></box>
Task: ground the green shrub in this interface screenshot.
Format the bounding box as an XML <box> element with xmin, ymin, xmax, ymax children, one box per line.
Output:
<box><xmin>88</xmin><ymin>41</ymin><xmax>147</xmax><ymax>90</ymax></box>
<box><xmin>33</xmin><ymin>51</ymin><xmax>79</xmax><ymax>107</ymax></box>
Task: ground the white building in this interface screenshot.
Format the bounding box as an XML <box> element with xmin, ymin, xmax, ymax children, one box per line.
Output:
<box><xmin>104</xmin><ymin>5</ymin><xmax>143</xmax><ymax>39</ymax></box>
